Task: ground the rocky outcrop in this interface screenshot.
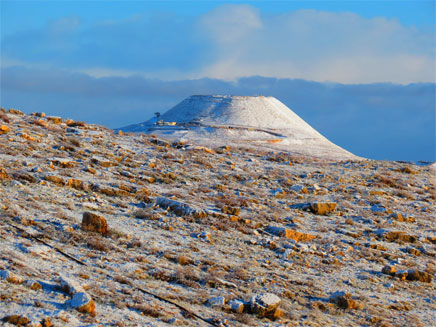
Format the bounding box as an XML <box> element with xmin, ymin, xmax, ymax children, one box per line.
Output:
<box><xmin>156</xmin><ymin>197</ymin><xmax>207</xmax><ymax>218</ymax></box>
<box><xmin>59</xmin><ymin>276</ymin><xmax>95</xmax><ymax>315</ymax></box>
<box><xmin>249</xmin><ymin>293</ymin><xmax>281</xmax><ymax>317</ymax></box>
<box><xmin>81</xmin><ymin>212</ymin><xmax>108</xmax><ymax>235</ymax></box>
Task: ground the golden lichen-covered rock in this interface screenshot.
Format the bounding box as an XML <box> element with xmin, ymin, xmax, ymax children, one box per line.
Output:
<box><xmin>44</xmin><ymin>175</ymin><xmax>65</xmax><ymax>185</ymax></box>
<box><xmin>406</xmin><ymin>269</ymin><xmax>433</xmax><ymax>283</ymax></box>
<box><xmin>329</xmin><ymin>291</ymin><xmax>360</xmax><ymax>309</ymax></box>
<box><xmin>81</xmin><ymin>212</ymin><xmax>108</xmax><ymax>235</ymax></box>
<box><xmin>310</xmin><ymin>202</ymin><xmax>337</xmax><ymax>215</ymax></box>
<box><xmin>2</xmin><ymin>315</ymin><xmax>30</xmax><ymax>325</ymax></box>
<box><xmin>33</xmin><ymin>119</ymin><xmax>49</xmax><ymax>128</ymax></box>
<box><xmin>7</xmin><ymin>108</ymin><xmax>23</xmax><ymax>115</ymax></box>
<box><xmin>72</xmin><ymin>292</ymin><xmax>96</xmax><ymax>315</ymax></box>
<box><xmin>382</xmin><ymin>265</ymin><xmax>397</xmax><ymax>276</ymax></box>
<box><xmin>249</xmin><ymin>293</ymin><xmax>281</xmax><ymax>317</ymax></box>
<box><xmin>24</xmin><ymin>280</ymin><xmax>42</xmax><ymax>291</ymax></box>
<box><xmin>59</xmin><ymin>276</ymin><xmax>95</xmax><ymax>315</ymax></box>
<box><xmin>0</xmin><ymin>125</ymin><xmax>9</xmax><ymax>134</ymax></box>
<box><xmin>67</xmin><ymin>178</ymin><xmax>86</xmax><ymax>191</ymax></box>
<box><xmin>64</xmin><ymin>119</ymin><xmax>75</xmax><ymax>126</ymax></box>
<box><xmin>0</xmin><ymin>270</ymin><xmax>23</xmax><ymax>284</ymax></box>
<box><xmin>266</xmin><ymin>226</ymin><xmax>316</xmax><ymax>242</ymax></box>
<box><xmin>382</xmin><ymin>231</ymin><xmax>417</xmax><ymax>243</ymax></box>
<box><xmin>52</xmin><ymin>159</ymin><xmax>76</xmax><ymax>168</ymax></box>
<box><xmin>221</xmin><ymin>205</ymin><xmax>241</xmax><ymax>216</ymax></box>
<box><xmin>40</xmin><ymin>317</ymin><xmax>52</xmax><ymax>327</ymax></box>
<box><xmin>0</xmin><ymin>167</ymin><xmax>8</xmax><ymax>179</ymax></box>
<box><xmin>46</xmin><ymin>116</ymin><xmax>62</xmax><ymax>124</ymax></box>
<box><xmin>99</xmin><ymin>187</ymin><xmax>117</xmax><ymax>197</ymax></box>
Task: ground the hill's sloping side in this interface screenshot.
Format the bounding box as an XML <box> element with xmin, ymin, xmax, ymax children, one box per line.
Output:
<box><xmin>118</xmin><ymin>95</ymin><xmax>359</xmax><ymax>161</ymax></box>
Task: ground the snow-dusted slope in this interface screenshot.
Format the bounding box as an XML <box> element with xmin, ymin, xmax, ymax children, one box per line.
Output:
<box><xmin>119</xmin><ymin>95</ymin><xmax>359</xmax><ymax>160</ymax></box>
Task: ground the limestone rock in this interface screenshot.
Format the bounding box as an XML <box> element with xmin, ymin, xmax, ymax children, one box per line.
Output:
<box><xmin>406</xmin><ymin>269</ymin><xmax>433</xmax><ymax>283</ymax></box>
<box><xmin>46</xmin><ymin>116</ymin><xmax>62</xmax><ymax>124</ymax></box>
<box><xmin>0</xmin><ymin>167</ymin><xmax>8</xmax><ymax>179</ymax></box>
<box><xmin>24</xmin><ymin>279</ymin><xmax>42</xmax><ymax>290</ymax></box>
<box><xmin>381</xmin><ymin>265</ymin><xmax>397</xmax><ymax>276</ymax></box>
<box><xmin>12</xmin><ymin>172</ymin><xmax>38</xmax><ymax>184</ymax></box>
<box><xmin>310</xmin><ymin>202</ymin><xmax>337</xmax><ymax>215</ymax></box>
<box><xmin>71</xmin><ymin>291</ymin><xmax>95</xmax><ymax>314</ymax></box>
<box><xmin>67</xmin><ymin>178</ymin><xmax>86</xmax><ymax>191</ymax></box>
<box><xmin>81</xmin><ymin>211</ymin><xmax>108</xmax><ymax>235</ymax></box>
<box><xmin>0</xmin><ymin>270</ymin><xmax>23</xmax><ymax>284</ymax></box>
<box><xmin>2</xmin><ymin>315</ymin><xmax>30</xmax><ymax>326</ymax></box>
<box><xmin>207</xmin><ymin>296</ymin><xmax>226</xmax><ymax>307</ymax></box>
<box><xmin>221</xmin><ymin>205</ymin><xmax>241</xmax><ymax>216</ymax></box>
<box><xmin>329</xmin><ymin>291</ymin><xmax>360</xmax><ymax>309</ymax></box>
<box><xmin>266</xmin><ymin>226</ymin><xmax>316</xmax><ymax>242</ymax></box>
<box><xmin>395</xmin><ymin>270</ymin><xmax>409</xmax><ymax>280</ymax></box>
<box><xmin>382</xmin><ymin>231</ymin><xmax>417</xmax><ymax>243</ymax></box>
<box><xmin>7</xmin><ymin>109</ymin><xmax>23</xmax><ymax>115</ymax></box>
<box><xmin>249</xmin><ymin>293</ymin><xmax>281</xmax><ymax>317</ymax></box>
<box><xmin>228</xmin><ymin>299</ymin><xmax>245</xmax><ymax>313</ymax></box>
<box><xmin>157</xmin><ymin>197</ymin><xmax>207</xmax><ymax>218</ymax></box>
<box><xmin>59</xmin><ymin>276</ymin><xmax>95</xmax><ymax>315</ymax></box>
<box><xmin>33</xmin><ymin>119</ymin><xmax>48</xmax><ymax>128</ymax></box>
<box><xmin>43</xmin><ymin>174</ymin><xmax>65</xmax><ymax>185</ymax></box>
<box><xmin>0</xmin><ymin>125</ymin><xmax>9</xmax><ymax>134</ymax></box>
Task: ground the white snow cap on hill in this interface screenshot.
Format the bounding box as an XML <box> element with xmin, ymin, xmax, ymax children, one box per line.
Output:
<box><xmin>119</xmin><ymin>95</ymin><xmax>359</xmax><ymax>160</ymax></box>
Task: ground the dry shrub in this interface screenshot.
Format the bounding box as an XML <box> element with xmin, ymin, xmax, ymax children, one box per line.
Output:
<box><xmin>373</xmin><ymin>174</ymin><xmax>406</xmax><ymax>190</ymax></box>
<box><xmin>215</xmin><ymin>195</ymin><xmax>249</xmax><ymax>208</ymax></box>
<box><xmin>177</xmin><ymin>255</ymin><xmax>193</xmax><ymax>266</ymax></box>
<box><xmin>393</xmin><ymin>190</ymin><xmax>415</xmax><ymax>200</ymax></box>
<box><xmin>128</xmin><ymin>239</ymin><xmax>142</xmax><ymax>248</ymax></box>
<box><xmin>192</xmin><ymin>157</ymin><xmax>213</xmax><ymax>168</ymax></box>
<box><xmin>150</xmin><ymin>267</ymin><xmax>201</xmax><ymax>289</ymax></box>
<box><xmin>67</xmin><ymin>137</ymin><xmax>81</xmax><ymax>147</ymax></box>
<box><xmin>86</xmin><ymin>236</ymin><xmax>112</xmax><ymax>252</ymax></box>
<box><xmin>114</xmin><ymin>275</ymin><xmax>131</xmax><ymax>285</ymax></box>
<box><xmin>55</xmin><ymin>208</ymin><xmax>69</xmax><ymax>220</ymax></box>
<box><xmin>134</xmin><ymin>209</ymin><xmax>160</xmax><ymax>220</ymax></box>
<box><xmin>107</xmin><ymin>228</ymin><xmax>126</xmax><ymax>239</ymax></box>
<box><xmin>127</xmin><ymin>303</ymin><xmax>163</xmax><ymax>318</ymax></box>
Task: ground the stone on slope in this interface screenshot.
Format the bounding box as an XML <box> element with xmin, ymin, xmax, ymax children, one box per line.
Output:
<box><xmin>81</xmin><ymin>212</ymin><xmax>108</xmax><ymax>235</ymax></box>
<box><xmin>266</xmin><ymin>226</ymin><xmax>316</xmax><ymax>242</ymax></box>
<box><xmin>249</xmin><ymin>293</ymin><xmax>281</xmax><ymax>317</ymax></box>
<box><xmin>59</xmin><ymin>276</ymin><xmax>95</xmax><ymax>315</ymax></box>
<box><xmin>310</xmin><ymin>202</ymin><xmax>337</xmax><ymax>215</ymax></box>
<box><xmin>156</xmin><ymin>197</ymin><xmax>207</xmax><ymax>218</ymax></box>
<box><xmin>0</xmin><ymin>125</ymin><xmax>9</xmax><ymax>134</ymax></box>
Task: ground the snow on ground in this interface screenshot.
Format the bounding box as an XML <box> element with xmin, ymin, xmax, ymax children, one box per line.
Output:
<box><xmin>118</xmin><ymin>95</ymin><xmax>358</xmax><ymax>161</ymax></box>
<box><xmin>0</xmin><ymin>109</ymin><xmax>435</xmax><ymax>327</ymax></box>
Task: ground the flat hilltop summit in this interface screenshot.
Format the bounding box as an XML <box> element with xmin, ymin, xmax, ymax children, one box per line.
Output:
<box><xmin>1</xmin><ymin>108</ymin><xmax>435</xmax><ymax>326</ymax></box>
<box><xmin>119</xmin><ymin>95</ymin><xmax>358</xmax><ymax>161</ymax></box>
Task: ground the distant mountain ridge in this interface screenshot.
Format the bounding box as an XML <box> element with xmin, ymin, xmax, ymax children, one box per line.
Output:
<box><xmin>118</xmin><ymin>95</ymin><xmax>359</xmax><ymax>160</ymax></box>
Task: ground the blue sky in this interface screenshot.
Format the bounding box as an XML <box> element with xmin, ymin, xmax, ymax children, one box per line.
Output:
<box><xmin>1</xmin><ymin>1</ymin><xmax>435</xmax><ymax>161</ymax></box>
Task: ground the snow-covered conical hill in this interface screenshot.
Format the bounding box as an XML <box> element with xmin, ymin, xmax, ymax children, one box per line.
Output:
<box><xmin>118</xmin><ymin>95</ymin><xmax>359</xmax><ymax>160</ymax></box>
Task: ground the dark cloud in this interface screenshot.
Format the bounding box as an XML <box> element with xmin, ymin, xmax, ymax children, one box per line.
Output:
<box><xmin>1</xmin><ymin>66</ymin><xmax>434</xmax><ymax>161</ymax></box>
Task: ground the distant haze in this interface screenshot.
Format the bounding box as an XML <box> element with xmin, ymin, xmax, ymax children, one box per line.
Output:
<box><xmin>1</xmin><ymin>67</ymin><xmax>434</xmax><ymax>162</ymax></box>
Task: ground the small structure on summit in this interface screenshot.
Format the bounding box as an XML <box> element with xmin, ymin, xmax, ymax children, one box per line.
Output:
<box><xmin>118</xmin><ymin>95</ymin><xmax>358</xmax><ymax>160</ymax></box>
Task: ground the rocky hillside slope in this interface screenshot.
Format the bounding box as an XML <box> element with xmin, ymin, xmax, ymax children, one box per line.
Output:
<box><xmin>0</xmin><ymin>108</ymin><xmax>435</xmax><ymax>327</ymax></box>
